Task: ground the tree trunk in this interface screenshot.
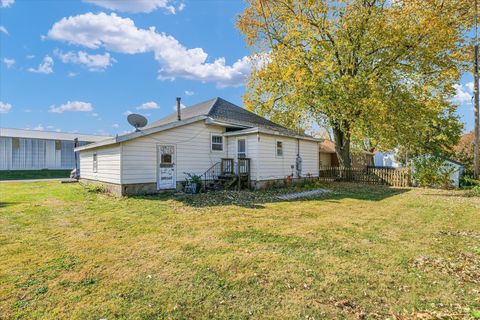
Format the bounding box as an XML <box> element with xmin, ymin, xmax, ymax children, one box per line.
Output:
<box><xmin>332</xmin><ymin>126</ymin><xmax>352</xmax><ymax>167</ymax></box>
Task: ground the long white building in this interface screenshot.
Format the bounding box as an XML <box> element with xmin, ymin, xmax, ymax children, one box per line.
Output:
<box><xmin>0</xmin><ymin>128</ymin><xmax>109</xmax><ymax>171</ymax></box>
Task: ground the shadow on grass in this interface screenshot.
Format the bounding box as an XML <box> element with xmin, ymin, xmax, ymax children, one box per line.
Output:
<box><xmin>0</xmin><ymin>202</ymin><xmax>18</xmax><ymax>208</ymax></box>
<box><xmin>131</xmin><ymin>183</ymin><xmax>411</xmax><ymax>209</ymax></box>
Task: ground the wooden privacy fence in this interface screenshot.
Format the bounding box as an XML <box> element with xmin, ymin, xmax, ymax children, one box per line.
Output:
<box><xmin>319</xmin><ymin>166</ymin><xmax>411</xmax><ymax>187</ymax></box>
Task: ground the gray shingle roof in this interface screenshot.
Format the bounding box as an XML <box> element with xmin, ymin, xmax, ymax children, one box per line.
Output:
<box><xmin>146</xmin><ymin>97</ymin><xmax>309</xmax><ymax>137</ymax></box>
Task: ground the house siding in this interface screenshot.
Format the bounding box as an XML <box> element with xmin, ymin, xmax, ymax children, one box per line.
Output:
<box><xmin>225</xmin><ymin>134</ymin><xmax>259</xmax><ymax>181</ymax></box>
<box><xmin>121</xmin><ymin>121</ymin><xmax>226</xmax><ymax>184</ymax></box>
<box><xmin>255</xmin><ymin>134</ymin><xmax>318</xmax><ymax>181</ymax></box>
<box><xmin>79</xmin><ymin>145</ymin><xmax>121</xmax><ymax>184</ymax></box>
<box><xmin>300</xmin><ymin>140</ymin><xmax>319</xmax><ymax>177</ymax></box>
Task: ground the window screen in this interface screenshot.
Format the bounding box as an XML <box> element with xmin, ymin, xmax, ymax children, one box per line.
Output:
<box><xmin>237</xmin><ymin>139</ymin><xmax>246</xmax><ymax>158</ymax></box>
<box><xmin>211</xmin><ymin>135</ymin><xmax>223</xmax><ymax>151</ymax></box>
<box><xmin>276</xmin><ymin>141</ymin><xmax>283</xmax><ymax>157</ymax></box>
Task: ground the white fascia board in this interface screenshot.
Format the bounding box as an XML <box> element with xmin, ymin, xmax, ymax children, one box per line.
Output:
<box><xmin>223</xmin><ymin>127</ymin><xmax>320</xmax><ymax>142</ymax></box>
<box><xmin>75</xmin><ymin>116</ymin><xmax>207</xmax><ymax>152</ymax></box>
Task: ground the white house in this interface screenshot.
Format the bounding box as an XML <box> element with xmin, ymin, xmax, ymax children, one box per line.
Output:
<box><xmin>374</xmin><ymin>151</ymin><xmax>403</xmax><ymax>168</ymax></box>
<box><xmin>0</xmin><ymin>128</ymin><xmax>109</xmax><ymax>171</ymax></box>
<box><xmin>75</xmin><ymin>97</ymin><xmax>320</xmax><ymax>196</ymax></box>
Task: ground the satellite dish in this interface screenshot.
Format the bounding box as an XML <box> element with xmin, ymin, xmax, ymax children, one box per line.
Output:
<box><xmin>127</xmin><ymin>114</ymin><xmax>148</xmax><ymax>131</ymax></box>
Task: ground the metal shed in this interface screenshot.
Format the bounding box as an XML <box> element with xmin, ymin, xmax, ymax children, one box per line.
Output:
<box><xmin>0</xmin><ymin>128</ymin><xmax>110</xmax><ymax>171</ymax></box>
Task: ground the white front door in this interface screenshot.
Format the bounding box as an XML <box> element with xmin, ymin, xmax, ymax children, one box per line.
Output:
<box><xmin>157</xmin><ymin>145</ymin><xmax>176</xmax><ymax>189</ymax></box>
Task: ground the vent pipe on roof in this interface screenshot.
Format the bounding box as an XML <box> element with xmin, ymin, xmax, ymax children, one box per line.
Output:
<box><xmin>176</xmin><ymin>97</ymin><xmax>182</xmax><ymax>121</ymax></box>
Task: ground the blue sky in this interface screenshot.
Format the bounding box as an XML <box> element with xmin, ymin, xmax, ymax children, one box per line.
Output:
<box><xmin>0</xmin><ymin>0</ymin><xmax>476</xmax><ymax>136</ymax></box>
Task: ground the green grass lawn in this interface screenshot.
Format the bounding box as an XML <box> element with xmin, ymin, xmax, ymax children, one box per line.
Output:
<box><xmin>0</xmin><ymin>182</ymin><xmax>479</xmax><ymax>319</ymax></box>
<box><xmin>0</xmin><ymin>170</ymin><xmax>71</xmax><ymax>181</ymax></box>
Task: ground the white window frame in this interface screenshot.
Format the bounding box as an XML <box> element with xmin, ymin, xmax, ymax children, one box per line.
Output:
<box><xmin>93</xmin><ymin>152</ymin><xmax>98</xmax><ymax>173</ymax></box>
<box><xmin>237</xmin><ymin>138</ymin><xmax>247</xmax><ymax>159</ymax></box>
<box><xmin>276</xmin><ymin>140</ymin><xmax>283</xmax><ymax>157</ymax></box>
<box><xmin>210</xmin><ymin>134</ymin><xmax>224</xmax><ymax>152</ymax></box>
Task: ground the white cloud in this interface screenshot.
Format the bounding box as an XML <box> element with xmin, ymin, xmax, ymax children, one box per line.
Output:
<box><xmin>0</xmin><ymin>26</ymin><xmax>8</xmax><ymax>34</ymax></box>
<box><xmin>26</xmin><ymin>55</ymin><xmax>35</xmax><ymax>59</ymax></box>
<box><xmin>453</xmin><ymin>83</ymin><xmax>473</xmax><ymax>104</ymax></box>
<box><xmin>33</xmin><ymin>124</ymin><xmax>45</xmax><ymax>131</ymax></box>
<box><xmin>112</xmin><ymin>123</ymin><xmax>120</xmax><ymax>128</ymax></box>
<box><xmin>1</xmin><ymin>0</ymin><xmax>14</xmax><ymax>8</ymax></box>
<box><xmin>0</xmin><ymin>101</ymin><xmax>12</xmax><ymax>113</ymax></box>
<box><xmin>83</xmin><ymin>0</ymin><xmax>180</xmax><ymax>14</ymax></box>
<box><xmin>136</xmin><ymin>101</ymin><xmax>159</xmax><ymax>110</ymax></box>
<box><xmin>172</xmin><ymin>103</ymin><xmax>186</xmax><ymax>110</ymax></box>
<box><xmin>184</xmin><ymin>90</ymin><xmax>194</xmax><ymax>96</ymax></box>
<box><xmin>465</xmin><ymin>81</ymin><xmax>474</xmax><ymax>93</ymax></box>
<box><xmin>49</xmin><ymin>101</ymin><xmax>93</xmax><ymax>113</ymax></box>
<box><xmin>123</xmin><ymin>110</ymin><xmax>133</xmax><ymax>116</ymax></box>
<box><xmin>54</xmin><ymin>49</ymin><xmax>115</xmax><ymax>71</ymax></box>
<box><xmin>91</xmin><ymin>112</ymin><xmax>99</xmax><ymax>117</ymax></box>
<box><xmin>47</xmin><ymin>12</ymin><xmax>251</xmax><ymax>87</ymax></box>
<box><xmin>28</xmin><ymin>55</ymin><xmax>54</xmax><ymax>74</ymax></box>
<box><xmin>68</xmin><ymin>72</ymin><xmax>78</xmax><ymax>77</ymax></box>
<box><xmin>3</xmin><ymin>57</ymin><xmax>15</xmax><ymax>68</ymax></box>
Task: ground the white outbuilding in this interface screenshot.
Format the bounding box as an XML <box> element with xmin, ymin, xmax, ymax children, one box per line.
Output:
<box><xmin>0</xmin><ymin>128</ymin><xmax>109</xmax><ymax>171</ymax></box>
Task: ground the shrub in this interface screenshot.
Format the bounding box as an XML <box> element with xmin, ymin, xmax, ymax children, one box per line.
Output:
<box><xmin>412</xmin><ymin>156</ymin><xmax>456</xmax><ymax>189</ymax></box>
<box><xmin>85</xmin><ymin>184</ymin><xmax>107</xmax><ymax>194</ymax></box>
<box><xmin>464</xmin><ymin>186</ymin><xmax>480</xmax><ymax>197</ymax></box>
<box><xmin>460</xmin><ymin>175</ymin><xmax>480</xmax><ymax>189</ymax></box>
<box><xmin>184</xmin><ymin>172</ymin><xmax>203</xmax><ymax>193</ymax></box>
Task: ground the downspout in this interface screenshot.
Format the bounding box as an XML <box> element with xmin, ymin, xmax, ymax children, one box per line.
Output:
<box><xmin>296</xmin><ymin>138</ymin><xmax>302</xmax><ymax>178</ymax></box>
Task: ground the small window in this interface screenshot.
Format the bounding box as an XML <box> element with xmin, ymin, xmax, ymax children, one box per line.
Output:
<box><xmin>276</xmin><ymin>141</ymin><xmax>283</xmax><ymax>157</ymax></box>
<box><xmin>93</xmin><ymin>153</ymin><xmax>98</xmax><ymax>173</ymax></box>
<box><xmin>55</xmin><ymin>140</ymin><xmax>61</xmax><ymax>150</ymax></box>
<box><xmin>161</xmin><ymin>153</ymin><xmax>172</xmax><ymax>164</ymax></box>
<box><xmin>237</xmin><ymin>139</ymin><xmax>246</xmax><ymax>158</ymax></box>
<box><xmin>211</xmin><ymin>135</ymin><xmax>223</xmax><ymax>151</ymax></box>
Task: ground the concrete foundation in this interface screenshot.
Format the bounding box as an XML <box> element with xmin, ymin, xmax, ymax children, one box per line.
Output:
<box><xmin>80</xmin><ymin>176</ymin><xmax>318</xmax><ymax>196</ymax></box>
<box><xmin>80</xmin><ymin>179</ymin><xmax>168</xmax><ymax>197</ymax></box>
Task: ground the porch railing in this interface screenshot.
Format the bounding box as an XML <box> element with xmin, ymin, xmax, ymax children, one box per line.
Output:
<box><xmin>221</xmin><ymin>158</ymin><xmax>234</xmax><ymax>175</ymax></box>
<box><xmin>237</xmin><ymin>158</ymin><xmax>250</xmax><ymax>176</ymax></box>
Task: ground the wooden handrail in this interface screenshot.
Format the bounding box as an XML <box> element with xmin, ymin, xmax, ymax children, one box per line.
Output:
<box><xmin>221</xmin><ymin>158</ymin><xmax>234</xmax><ymax>175</ymax></box>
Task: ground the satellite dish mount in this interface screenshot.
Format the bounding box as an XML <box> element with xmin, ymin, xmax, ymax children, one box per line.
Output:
<box><xmin>127</xmin><ymin>114</ymin><xmax>148</xmax><ymax>132</ymax></box>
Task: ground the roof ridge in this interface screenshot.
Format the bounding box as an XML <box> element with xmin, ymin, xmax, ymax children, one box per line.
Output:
<box><xmin>207</xmin><ymin>97</ymin><xmax>220</xmax><ymax>114</ymax></box>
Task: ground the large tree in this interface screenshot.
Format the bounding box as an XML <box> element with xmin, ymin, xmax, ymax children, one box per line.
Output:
<box><xmin>238</xmin><ymin>0</ymin><xmax>470</xmax><ymax>167</ymax></box>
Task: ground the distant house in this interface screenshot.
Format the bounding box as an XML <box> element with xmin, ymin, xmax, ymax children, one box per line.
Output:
<box><xmin>443</xmin><ymin>159</ymin><xmax>465</xmax><ymax>188</ymax></box>
<box><xmin>75</xmin><ymin>97</ymin><xmax>320</xmax><ymax>196</ymax></box>
<box><xmin>374</xmin><ymin>151</ymin><xmax>403</xmax><ymax>168</ymax></box>
<box><xmin>319</xmin><ymin>139</ymin><xmax>374</xmax><ymax>168</ymax></box>
<box><xmin>0</xmin><ymin>128</ymin><xmax>108</xmax><ymax>171</ymax></box>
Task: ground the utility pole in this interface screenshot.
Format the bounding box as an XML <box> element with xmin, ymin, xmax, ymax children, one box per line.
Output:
<box><xmin>475</xmin><ymin>0</ymin><xmax>480</xmax><ymax>178</ymax></box>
